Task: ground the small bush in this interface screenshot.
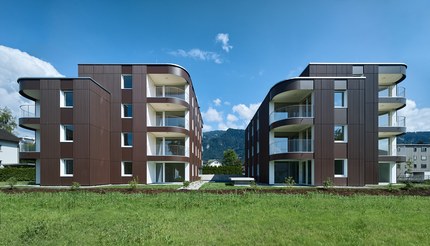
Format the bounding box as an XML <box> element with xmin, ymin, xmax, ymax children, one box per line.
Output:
<box><xmin>402</xmin><ymin>180</ymin><xmax>414</xmax><ymax>190</ymax></box>
<box><xmin>284</xmin><ymin>176</ymin><xmax>295</xmax><ymax>187</ymax></box>
<box><xmin>128</xmin><ymin>177</ymin><xmax>139</xmax><ymax>190</ymax></box>
<box><xmin>6</xmin><ymin>177</ymin><xmax>17</xmax><ymax>189</ymax></box>
<box><xmin>183</xmin><ymin>181</ymin><xmax>190</xmax><ymax>187</ymax></box>
<box><xmin>323</xmin><ymin>178</ymin><xmax>333</xmax><ymax>188</ymax></box>
<box><xmin>70</xmin><ymin>182</ymin><xmax>81</xmax><ymax>191</ymax></box>
<box><xmin>202</xmin><ymin>166</ymin><xmax>242</xmax><ymax>175</ymax></box>
<box><xmin>0</xmin><ymin>167</ymin><xmax>35</xmax><ymax>181</ymax></box>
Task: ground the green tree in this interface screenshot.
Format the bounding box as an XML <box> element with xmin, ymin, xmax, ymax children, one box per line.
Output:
<box><xmin>222</xmin><ymin>149</ymin><xmax>242</xmax><ymax>166</ymax></box>
<box><xmin>0</xmin><ymin>107</ymin><xmax>17</xmax><ymax>133</ymax></box>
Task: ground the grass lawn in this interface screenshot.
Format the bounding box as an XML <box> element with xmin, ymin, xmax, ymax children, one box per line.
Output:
<box><xmin>1</xmin><ymin>192</ymin><xmax>429</xmax><ymax>245</ymax></box>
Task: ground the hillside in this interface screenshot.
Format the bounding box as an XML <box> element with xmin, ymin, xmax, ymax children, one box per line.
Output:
<box><xmin>397</xmin><ymin>132</ymin><xmax>430</xmax><ymax>144</ymax></box>
<box><xmin>202</xmin><ymin>128</ymin><xmax>245</xmax><ymax>162</ymax></box>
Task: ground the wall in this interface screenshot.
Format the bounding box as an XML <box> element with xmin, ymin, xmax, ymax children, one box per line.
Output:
<box><xmin>0</xmin><ymin>141</ymin><xmax>19</xmax><ymax>164</ymax></box>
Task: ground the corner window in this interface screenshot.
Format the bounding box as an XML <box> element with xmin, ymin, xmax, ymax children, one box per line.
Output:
<box><xmin>334</xmin><ymin>159</ymin><xmax>347</xmax><ymax>177</ymax></box>
<box><xmin>122</xmin><ymin>132</ymin><xmax>133</xmax><ymax>147</ymax></box>
<box><xmin>122</xmin><ymin>161</ymin><xmax>132</xmax><ymax>177</ymax></box>
<box><xmin>60</xmin><ymin>91</ymin><xmax>73</xmax><ymax>107</ymax></box>
<box><xmin>352</xmin><ymin>66</ymin><xmax>364</xmax><ymax>76</ymax></box>
<box><xmin>122</xmin><ymin>75</ymin><xmax>132</xmax><ymax>89</ymax></box>
<box><xmin>334</xmin><ymin>91</ymin><xmax>347</xmax><ymax>108</ymax></box>
<box><xmin>60</xmin><ymin>125</ymin><xmax>74</xmax><ymax>142</ymax></box>
<box><xmin>60</xmin><ymin>159</ymin><xmax>73</xmax><ymax>177</ymax></box>
<box><xmin>334</xmin><ymin>125</ymin><xmax>347</xmax><ymax>142</ymax></box>
<box><xmin>122</xmin><ymin>104</ymin><xmax>133</xmax><ymax>118</ymax></box>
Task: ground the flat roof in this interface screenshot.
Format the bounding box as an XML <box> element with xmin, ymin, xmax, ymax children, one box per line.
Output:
<box><xmin>309</xmin><ymin>62</ymin><xmax>407</xmax><ymax>67</ymax></box>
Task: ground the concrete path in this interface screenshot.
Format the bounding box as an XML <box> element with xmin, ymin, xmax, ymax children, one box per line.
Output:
<box><xmin>178</xmin><ymin>180</ymin><xmax>208</xmax><ymax>190</ymax></box>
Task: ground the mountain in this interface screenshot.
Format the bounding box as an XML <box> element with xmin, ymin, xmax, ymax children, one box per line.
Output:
<box><xmin>202</xmin><ymin>128</ymin><xmax>245</xmax><ymax>162</ymax></box>
<box><xmin>397</xmin><ymin>132</ymin><xmax>430</xmax><ymax>144</ymax></box>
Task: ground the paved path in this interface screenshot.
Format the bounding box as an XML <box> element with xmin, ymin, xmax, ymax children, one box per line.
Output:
<box><xmin>178</xmin><ymin>180</ymin><xmax>208</xmax><ymax>190</ymax></box>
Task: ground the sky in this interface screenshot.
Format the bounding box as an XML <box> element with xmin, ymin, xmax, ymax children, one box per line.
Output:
<box><xmin>1</xmin><ymin>0</ymin><xmax>430</xmax><ymax>137</ymax></box>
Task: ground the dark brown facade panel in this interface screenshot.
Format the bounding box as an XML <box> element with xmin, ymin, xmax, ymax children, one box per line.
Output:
<box><xmin>132</xmin><ymin>102</ymin><xmax>147</xmax><ymax>133</ymax></box>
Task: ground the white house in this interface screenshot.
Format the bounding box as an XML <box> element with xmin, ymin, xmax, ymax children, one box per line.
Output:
<box><xmin>0</xmin><ymin>129</ymin><xmax>20</xmax><ymax>168</ymax></box>
<box><xmin>207</xmin><ymin>160</ymin><xmax>222</xmax><ymax>167</ymax></box>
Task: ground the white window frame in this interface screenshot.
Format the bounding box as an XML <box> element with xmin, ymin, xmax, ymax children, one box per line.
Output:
<box><xmin>60</xmin><ymin>125</ymin><xmax>74</xmax><ymax>142</ymax></box>
<box><xmin>60</xmin><ymin>91</ymin><xmax>73</xmax><ymax>108</ymax></box>
<box><xmin>121</xmin><ymin>161</ymin><xmax>133</xmax><ymax>177</ymax></box>
<box><xmin>121</xmin><ymin>74</ymin><xmax>132</xmax><ymax>89</ymax></box>
<box><xmin>334</xmin><ymin>90</ymin><xmax>347</xmax><ymax>108</ymax></box>
<box><xmin>60</xmin><ymin>159</ymin><xmax>73</xmax><ymax>177</ymax></box>
<box><xmin>334</xmin><ymin>159</ymin><xmax>348</xmax><ymax>177</ymax></box>
<box><xmin>121</xmin><ymin>132</ymin><xmax>133</xmax><ymax>147</ymax></box>
<box><xmin>334</xmin><ymin>125</ymin><xmax>347</xmax><ymax>142</ymax></box>
<box><xmin>121</xmin><ymin>104</ymin><xmax>133</xmax><ymax>118</ymax></box>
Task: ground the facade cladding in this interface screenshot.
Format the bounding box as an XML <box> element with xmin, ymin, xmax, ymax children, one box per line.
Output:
<box><xmin>18</xmin><ymin>64</ymin><xmax>203</xmax><ymax>186</ymax></box>
<box><xmin>245</xmin><ymin>63</ymin><xmax>407</xmax><ymax>186</ymax></box>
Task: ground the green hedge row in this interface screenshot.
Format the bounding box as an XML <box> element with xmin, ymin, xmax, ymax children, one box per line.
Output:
<box><xmin>0</xmin><ymin>167</ymin><xmax>35</xmax><ymax>181</ymax></box>
<box><xmin>202</xmin><ymin>166</ymin><xmax>242</xmax><ymax>175</ymax></box>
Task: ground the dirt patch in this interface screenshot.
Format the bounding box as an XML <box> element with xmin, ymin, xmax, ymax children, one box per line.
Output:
<box><xmin>1</xmin><ymin>187</ymin><xmax>430</xmax><ymax>196</ymax></box>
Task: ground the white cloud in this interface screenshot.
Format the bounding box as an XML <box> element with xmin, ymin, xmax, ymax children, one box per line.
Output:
<box><xmin>202</xmin><ymin>107</ymin><xmax>223</xmax><ymax>123</ymax></box>
<box><xmin>0</xmin><ymin>45</ymin><xmax>63</xmax><ymax>137</ymax></box>
<box><xmin>213</xmin><ymin>98</ymin><xmax>222</xmax><ymax>106</ymax></box>
<box><xmin>169</xmin><ymin>48</ymin><xmax>222</xmax><ymax>64</ymax></box>
<box><xmin>399</xmin><ymin>99</ymin><xmax>430</xmax><ymax>132</ymax></box>
<box><xmin>203</xmin><ymin>124</ymin><xmax>213</xmax><ymax>132</ymax></box>
<box><xmin>227</xmin><ymin>114</ymin><xmax>238</xmax><ymax>122</ymax></box>
<box><xmin>232</xmin><ymin>103</ymin><xmax>261</xmax><ymax>122</ymax></box>
<box><xmin>216</xmin><ymin>33</ymin><xmax>233</xmax><ymax>52</ymax></box>
<box><xmin>224</xmin><ymin>101</ymin><xmax>231</xmax><ymax>106</ymax></box>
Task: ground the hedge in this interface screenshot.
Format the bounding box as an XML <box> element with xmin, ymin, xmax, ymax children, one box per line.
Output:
<box><xmin>0</xmin><ymin>167</ymin><xmax>35</xmax><ymax>181</ymax></box>
<box><xmin>202</xmin><ymin>166</ymin><xmax>242</xmax><ymax>175</ymax></box>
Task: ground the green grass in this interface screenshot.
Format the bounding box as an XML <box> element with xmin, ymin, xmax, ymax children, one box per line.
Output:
<box><xmin>0</xmin><ymin>181</ymin><xmax>34</xmax><ymax>187</ymax></box>
<box><xmin>1</xmin><ymin>192</ymin><xmax>429</xmax><ymax>245</ymax></box>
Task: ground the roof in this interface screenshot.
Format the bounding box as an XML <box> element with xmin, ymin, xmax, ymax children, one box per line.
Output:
<box><xmin>0</xmin><ymin>129</ymin><xmax>20</xmax><ymax>143</ymax></box>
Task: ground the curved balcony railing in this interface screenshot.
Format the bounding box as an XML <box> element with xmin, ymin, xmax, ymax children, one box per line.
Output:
<box><xmin>270</xmin><ymin>105</ymin><xmax>313</xmax><ymax>124</ymax></box>
<box><xmin>19</xmin><ymin>143</ymin><xmax>37</xmax><ymax>152</ymax></box>
<box><xmin>270</xmin><ymin>139</ymin><xmax>313</xmax><ymax>155</ymax></box>
<box><xmin>156</xmin><ymin>144</ymin><xmax>186</xmax><ymax>156</ymax></box>
<box><xmin>20</xmin><ymin>105</ymin><xmax>39</xmax><ymax>118</ymax></box>
<box><xmin>378</xmin><ymin>86</ymin><xmax>406</xmax><ymax>98</ymax></box>
<box><xmin>155</xmin><ymin>86</ymin><xmax>189</xmax><ymax>101</ymax></box>
<box><xmin>379</xmin><ymin>116</ymin><xmax>406</xmax><ymax>127</ymax></box>
<box><xmin>155</xmin><ymin>116</ymin><xmax>188</xmax><ymax>128</ymax></box>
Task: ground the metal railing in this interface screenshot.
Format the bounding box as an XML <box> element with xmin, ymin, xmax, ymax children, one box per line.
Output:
<box><xmin>378</xmin><ymin>86</ymin><xmax>406</xmax><ymax>98</ymax></box>
<box><xmin>20</xmin><ymin>105</ymin><xmax>39</xmax><ymax>118</ymax></box>
<box><xmin>156</xmin><ymin>86</ymin><xmax>188</xmax><ymax>100</ymax></box>
<box><xmin>19</xmin><ymin>143</ymin><xmax>37</xmax><ymax>152</ymax></box>
<box><xmin>379</xmin><ymin>116</ymin><xmax>406</xmax><ymax>127</ymax></box>
<box><xmin>156</xmin><ymin>144</ymin><xmax>186</xmax><ymax>156</ymax></box>
<box><xmin>270</xmin><ymin>139</ymin><xmax>313</xmax><ymax>154</ymax></box>
<box><xmin>155</xmin><ymin>116</ymin><xmax>187</xmax><ymax>128</ymax></box>
<box><xmin>269</xmin><ymin>105</ymin><xmax>313</xmax><ymax>124</ymax></box>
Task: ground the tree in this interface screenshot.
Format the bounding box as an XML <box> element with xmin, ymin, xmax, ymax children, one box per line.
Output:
<box><xmin>222</xmin><ymin>149</ymin><xmax>242</xmax><ymax>166</ymax></box>
<box><xmin>0</xmin><ymin>107</ymin><xmax>17</xmax><ymax>133</ymax></box>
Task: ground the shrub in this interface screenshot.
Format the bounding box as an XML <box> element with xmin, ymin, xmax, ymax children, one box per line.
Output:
<box><xmin>70</xmin><ymin>182</ymin><xmax>81</xmax><ymax>191</ymax></box>
<box><xmin>128</xmin><ymin>177</ymin><xmax>139</xmax><ymax>190</ymax></box>
<box><xmin>323</xmin><ymin>178</ymin><xmax>333</xmax><ymax>188</ymax></box>
<box><xmin>6</xmin><ymin>177</ymin><xmax>17</xmax><ymax>189</ymax></box>
<box><xmin>183</xmin><ymin>181</ymin><xmax>190</xmax><ymax>187</ymax></box>
<box><xmin>0</xmin><ymin>167</ymin><xmax>35</xmax><ymax>181</ymax></box>
<box><xmin>202</xmin><ymin>166</ymin><xmax>242</xmax><ymax>175</ymax></box>
<box><xmin>402</xmin><ymin>180</ymin><xmax>414</xmax><ymax>190</ymax></box>
<box><xmin>284</xmin><ymin>176</ymin><xmax>295</xmax><ymax>187</ymax></box>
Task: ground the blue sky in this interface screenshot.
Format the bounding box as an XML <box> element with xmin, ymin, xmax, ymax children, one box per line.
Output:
<box><xmin>1</xmin><ymin>0</ymin><xmax>430</xmax><ymax>134</ymax></box>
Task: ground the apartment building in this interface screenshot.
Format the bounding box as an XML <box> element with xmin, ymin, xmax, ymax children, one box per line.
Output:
<box><xmin>397</xmin><ymin>144</ymin><xmax>430</xmax><ymax>180</ymax></box>
<box><xmin>245</xmin><ymin>63</ymin><xmax>406</xmax><ymax>186</ymax></box>
<box><xmin>18</xmin><ymin>64</ymin><xmax>202</xmax><ymax>186</ymax></box>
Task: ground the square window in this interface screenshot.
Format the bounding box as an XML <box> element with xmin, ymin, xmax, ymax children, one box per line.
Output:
<box><xmin>122</xmin><ymin>104</ymin><xmax>133</xmax><ymax>118</ymax></box>
<box><xmin>421</xmin><ymin>164</ymin><xmax>427</xmax><ymax>169</ymax></box>
<box><xmin>352</xmin><ymin>66</ymin><xmax>363</xmax><ymax>76</ymax></box>
<box><xmin>122</xmin><ymin>132</ymin><xmax>133</xmax><ymax>147</ymax></box>
<box><xmin>122</xmin><ymin>75</ymin><xmax>132</xmax><ymax>89</ymax></box>
<box><xmin>334</xmin><ymin>160</ymin><xmax>347</xmax><ymax>177</ymax></box>
<box><xmin>334</xmin><ymin>125</ymin><xmax>347</xmax><ymax>142</ymax></box>
<box><xmin>421</xmin><ymin>156</ymin><xmax>427</xmax><ymax>161</ymax></box>
<box><xmin>60</xmin><ymin>91</ymin><xmax>73</xmax><ymax>107</ymax></box>
<box><xmin>334</xmin><ymin>91</ymin><xmax>347</xmax><ymax>107</ymax></box>
<box><xmin>60</xmin><ymin>125</ymin><xmax>74</xmax><ymax>142</ymax></box>
<box><xmin>122</xmin><ymin>161</ymin><xmax>132</xmax><ymax>176</ymax></box>
<box><xmin>60</xmin><ymin>159</ymin><xmax>73</xmax><ymax>177</ymax></box>
<box><xmin>422</xmin><ymin>147</ymin><xmax>427</xmax><ymax>152</ymax></box>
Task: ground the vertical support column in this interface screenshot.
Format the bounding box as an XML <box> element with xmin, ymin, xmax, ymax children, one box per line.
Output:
<box><xmin>269</xmin><ymin>161</ymin><xmax>275</xmax><ymax>185</ymax></box>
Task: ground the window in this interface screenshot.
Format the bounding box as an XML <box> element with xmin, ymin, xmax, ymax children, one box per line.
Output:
<box><xmin>122</xmin><ymin>75</ymin><xmax>132</xmax><ymax>89</ymax></box>
<box><xmin>334</xmin><ymin>91</ymin><xmax>347</xmax><ymax>107</ymax></box>
<box><xmin>352</xmin><ymin>66</ymin><xmax>363</xmax><ymax>76</ymax></box>
<box><xmin>122</xmin><ymin>161</ymin><xmax>132</xmax><ymax>176</ymax></box>
<box><xmin>422</xmin><ymin>147</ymin><xmax>427</xmax><ymax>152</ymax></box>
<box><xmin>421</xmin><ymin>164</ymin><xmax>427</xmax><ymax>169</ymax></box>
<box><xmin>60</xmin><ymin>125</ymin><xmax>74</xmax><ymax>142</ymax></box>
<box><xmin>334</xmin><ymin>159</ymin><xmax>347</xmax><ymax>177</ymax></box>
<box><xmin>60</xmin><ymin>159</ymin><xmax>73</xmax><ymax>177</ymax></box>
<box><xmin>413</xmin><ymin>164</ymin><xmax>417</xmax><ymax>168</ymax></box>
<box><xmin>60</xmin><ymin>91</ymin><xmax>73</xmax><ymax>107</ymax></box>
<box><xmin>413</xmin><ymin>147</ymin><xmax>417</xmax><ymax>152</ymax></box>
<box><xmin>414</xmin><ymin>156</ymin><xmax>417</xmax><ymax>160</ymax></box>
<box><xmin>122</xmin><ymin>132</ymin><xmax>133</xmax><ymax>147</ymax></box>
<box><xmin>421</xmin><ymin>156</ymin><xmax>427</xmax><ymax>161</ymax></box>
<box><xmin>334</xmin><ymin>125</ymin><xmax>347</xmax><ymax>142</ymax></box>
<box><xmin>122</xmin><ymin>104</ymin><xmax>133</xmax><ymax>118</ymax></box>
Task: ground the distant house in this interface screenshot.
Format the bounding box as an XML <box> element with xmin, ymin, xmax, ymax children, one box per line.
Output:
<box><xmin>397</xmin><ymin>144</ymin><xmax>430</xmax><ymax>180</ymax></box>
<box><xmin>0</xmin><ymin>129</ymin><xmax>20</xmax><ymax>168</ymax></box>
<box><xmin>207</xmin><ymin>160</ymin><xmax>222</xmax><ymax>167</ymax></box>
